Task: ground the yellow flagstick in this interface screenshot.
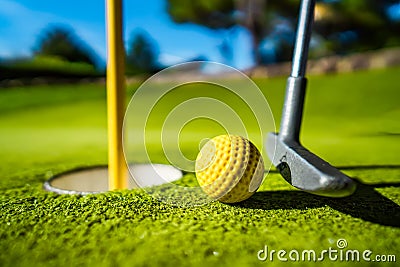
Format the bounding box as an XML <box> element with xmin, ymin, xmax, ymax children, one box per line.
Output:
<box><xmin>106</xmin><ymin>0</ymin><xmax>127</xmax><ymax>190</ymax></box>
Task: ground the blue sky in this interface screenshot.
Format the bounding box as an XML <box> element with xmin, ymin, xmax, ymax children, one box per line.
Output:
<box><xmin>0</xmin><ymin>0</ymin><xmax>254</xmax><ymax>69</ymax></box>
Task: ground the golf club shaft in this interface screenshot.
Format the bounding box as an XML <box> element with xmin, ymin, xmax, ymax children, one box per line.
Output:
<box><xmin>291</xmin><ymin>0</ymin><xmax>315</xmax><ymax>78</ymax></box>
<box><xmin>279</xmin><ymin>0</ymin><xmax>315</xmax><ymax>142</ymax></box>
<box><xmin>279</xmin><ymin>77</ymin><xmax>307</xmax><ymax>142</ymax></box>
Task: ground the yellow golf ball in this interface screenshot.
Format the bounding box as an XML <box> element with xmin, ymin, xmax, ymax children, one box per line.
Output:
<box><xmin>195</xmin><ymin>135</ymin><xmax>265</xmax><ymax>203</ymax></box>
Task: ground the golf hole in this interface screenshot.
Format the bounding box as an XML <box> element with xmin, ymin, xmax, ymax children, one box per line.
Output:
<box><xmin>44</xmin><ymin>164</ymin><xmax>183</xmax><ymax>195</ymax></box>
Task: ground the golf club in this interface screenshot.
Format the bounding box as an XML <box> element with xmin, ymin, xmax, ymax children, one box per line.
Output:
<box><xmin>266</xmin><ymin>0</ymin><xmax>357</xmax><ymax>197</ymax></box>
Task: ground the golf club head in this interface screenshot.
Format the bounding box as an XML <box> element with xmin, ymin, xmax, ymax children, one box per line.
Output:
<box><xmin>267</xmin><ymin>132</ymin><xmax>356</xmax><ymax>197</ymax></box>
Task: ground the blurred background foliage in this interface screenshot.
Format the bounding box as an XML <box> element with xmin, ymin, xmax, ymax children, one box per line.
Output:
<box><xmin>167</xmin><ymin>0</ymin><xmax>400</xmax><ymax>64</ymax></box>
<box><xmin>1</xmin><ymin>0</ymin><xmax>399</xmax><ymax>80</ymax></box>
<box><xmin>126</xmin><ymin>30</ymin><xmax>161</xmax><ymax>75</ymax></box>
<box><xmin>33</xmin><ymin>26</ymin><xmax>100</xmax><ymax>68</ymax></box>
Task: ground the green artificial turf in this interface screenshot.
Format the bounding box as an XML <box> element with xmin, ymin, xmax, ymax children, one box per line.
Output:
<box><xmin>1</xmin><ymin>67</ymin><xmax>399</xmax><ymax>267</ymax></box>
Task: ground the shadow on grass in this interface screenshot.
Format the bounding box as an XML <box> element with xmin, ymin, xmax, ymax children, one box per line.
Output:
<box><xmin>240</xmin><ymin>165</ymin><xmax>400</xmax><ymax>228</ymax></box>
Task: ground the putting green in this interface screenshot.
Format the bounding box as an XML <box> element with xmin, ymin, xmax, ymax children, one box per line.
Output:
<box><xmin>0</xmin><ymin>67</ymin><xmax>399</xmax><ymax>266</ymax></box>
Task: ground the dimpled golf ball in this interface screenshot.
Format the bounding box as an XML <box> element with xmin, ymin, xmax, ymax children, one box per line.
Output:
<box><xmin>195</xmin><ymin>135</ymin><xmax>265</xmax><ymax>203</ymax></box>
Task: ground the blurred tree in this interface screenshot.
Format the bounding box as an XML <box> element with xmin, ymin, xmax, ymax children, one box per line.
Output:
<box><xmin>167</xmin><ymin>0</ymin><xmax>266</xmax><ymax>64</ymax></box>
<box><xmin>313</xmin><ymin>0</ymin><xmax>400</xmax><ymax>54</ymax></box>
<box><xmin>33</xmin><ymin>26</ymin><xmax>99</xmax><ymax>67</ymax></box>
<box><xmin>126</xmin><ymin>30</ymin><xmax>160</xmax><ymax>75</ymax></box>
